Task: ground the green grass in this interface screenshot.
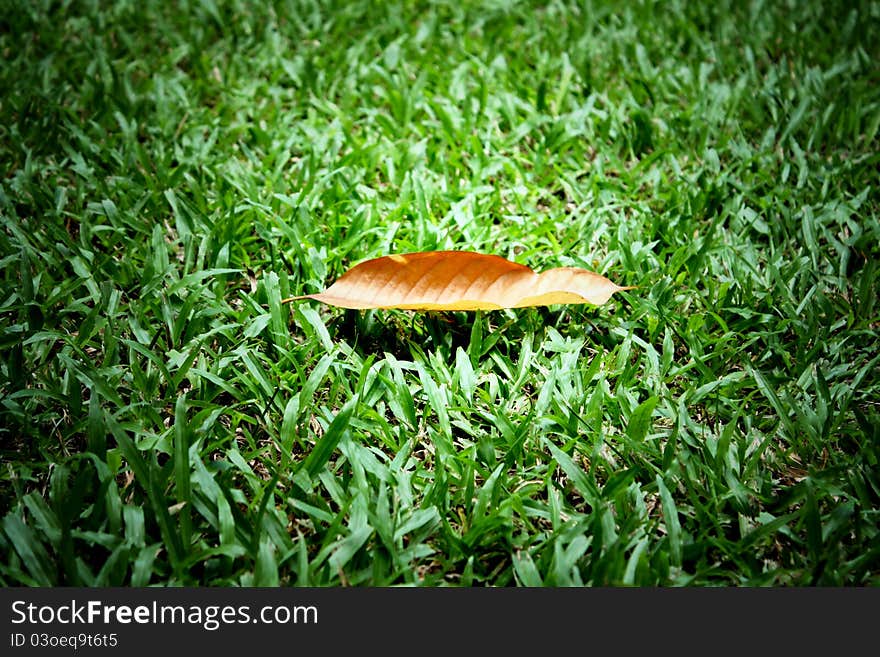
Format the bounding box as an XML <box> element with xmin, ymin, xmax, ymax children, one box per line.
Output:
<box><xmin>1</xmin><ymin>0</ymin><xmax>878</xmax><ymax>586</ymax></box>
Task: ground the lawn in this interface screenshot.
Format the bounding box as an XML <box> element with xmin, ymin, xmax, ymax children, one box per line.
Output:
<box><xmin>1</xmin><ymin>0</ymin><xmax>878</xmax><ymax>586</ymax></box>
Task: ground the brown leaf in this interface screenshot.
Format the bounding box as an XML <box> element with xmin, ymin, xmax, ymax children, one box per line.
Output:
<box><xmin>285</xmin><ymin>251</ymin><xmax>632</xmax><ymax>311</ymax></box>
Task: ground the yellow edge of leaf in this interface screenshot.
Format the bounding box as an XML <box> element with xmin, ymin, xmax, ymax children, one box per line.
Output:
<box><xmin>512</xmin><ymin>291</ymin><xmax>609</xmax><ymax>307</ymax></box>
<box><xmin>286</xmin><ymin>294</ymin><xmax>505</xmax><ymax>310</ymax></box>
<box><xmin>384</xmin><ymin>300</ymin><xmax>504</xmax><ymax>311</ymax></box>
<box><xmin>281</xmin><ymin>283</ymin><xmax>636</xmax><ymax>310</ymax></box>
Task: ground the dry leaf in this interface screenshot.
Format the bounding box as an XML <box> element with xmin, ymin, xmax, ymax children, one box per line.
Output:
<box><xmin>285</xmin><ymin>251</ymin><xmax>631</xmax><ymax>311</ymax></box>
